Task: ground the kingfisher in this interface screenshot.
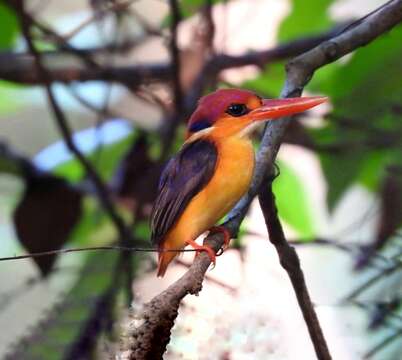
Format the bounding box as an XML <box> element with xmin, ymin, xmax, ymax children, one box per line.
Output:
<box><xmin>151</xmin><ymin>88</ymin><xmax>326</xmax><ymax>276</ymax></box>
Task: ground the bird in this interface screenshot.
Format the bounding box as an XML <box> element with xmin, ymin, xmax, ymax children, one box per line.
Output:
<box><xmin>151</xmin><ymin>88</ymin><xmax>326</xmax><ymax>276</ymax></box>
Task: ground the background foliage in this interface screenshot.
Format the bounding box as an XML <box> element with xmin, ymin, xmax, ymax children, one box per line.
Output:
<box><xmin>0</xmin><ymin>0</ymin><xmax>401</xmax><ymax>358</ymax></box>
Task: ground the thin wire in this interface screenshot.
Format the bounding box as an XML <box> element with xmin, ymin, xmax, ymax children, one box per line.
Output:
<box><xmin>0</xmin><ymin>246</ymin><xmax>197</xmax><ymax>262</ymax></box>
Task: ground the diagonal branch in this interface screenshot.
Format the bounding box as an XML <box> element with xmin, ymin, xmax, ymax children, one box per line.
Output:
<box><xmin>119</xmin><ymin>1</ymin><xmax>402</xmax><ymax>359</ymax></box>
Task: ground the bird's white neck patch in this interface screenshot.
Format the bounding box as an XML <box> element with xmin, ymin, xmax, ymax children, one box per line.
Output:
<box><xmin>185</xmin><ymin>127</ymin><xmax>214</xmax><ymax>144</ymax></box>
<box><xmin>239</xmin><ymin>121</ymin><xmax>265</xmax><ymax>138</ymax></box>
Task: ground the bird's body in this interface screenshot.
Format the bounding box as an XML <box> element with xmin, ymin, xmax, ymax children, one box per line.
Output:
<box><xmin>151</xmin><ymin>89</ymin><xmax>326</xmax><ymax>276</ymax></box>
<box><xmin>156</xmin><ymin>135</ymin><xmax>254</xmax><ymax>275</ymax></box>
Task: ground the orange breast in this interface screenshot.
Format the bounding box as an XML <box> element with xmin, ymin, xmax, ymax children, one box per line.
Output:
<box><xmin>165</xmin><ymin>135</ymin><xmax>255</xmax><ymax>248</ymax></box>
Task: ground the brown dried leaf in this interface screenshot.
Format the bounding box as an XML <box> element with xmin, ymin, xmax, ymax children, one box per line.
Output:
<box><xmin>112</xmin><ymin>135</ymin><xmax>162</xmax><ymax>219</ymax></box>
<box><xmin>13</xmin><ymin>176</ymin><xmax>82</xmax><ymax>276</ymax></box>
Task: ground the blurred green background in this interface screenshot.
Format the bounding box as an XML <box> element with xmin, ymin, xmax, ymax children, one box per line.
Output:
<box><xmin>0</xmin><ymin>0</ymin><xmax>401</xmax><ymax>359</ymax></box>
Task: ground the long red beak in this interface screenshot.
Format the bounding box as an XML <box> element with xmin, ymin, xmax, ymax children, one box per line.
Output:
<box><xmin>249</xmin><ymin>96</ymin><xmax>327</xmax><ymax>121</ymax></box>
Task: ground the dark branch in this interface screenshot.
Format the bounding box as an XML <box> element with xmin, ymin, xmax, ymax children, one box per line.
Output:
<box><xmin>259</xmin><ymin>184</ymin><xmax>332</xmax><ymax>360</ymax></box>
<box><xmin>0</xmin><ymin>24</ymin><xmax>342</xmax><ymax>87</ymax></box>
<box><xmin>168</xmin><ymin>0</ymin><xmax>183</xmax><ymax>111</ymax></box>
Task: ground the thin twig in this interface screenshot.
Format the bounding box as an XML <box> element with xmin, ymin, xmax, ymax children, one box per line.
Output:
<box><xmin>364</xmin><ymin>327</ymin><xmax>402</xmax><ymax>359</ymax></box>
<box><xmin>159</xmin><ymin>0</ymin><xmax>184</xmax><ymax>153</ymax></box>
<box><xmin>168</xmin><ymin>0</ymin><xmax>183</xmax><ymax>112</ymax></box>
<box><xmin>203</xmin><ymin>0</ymin><xmax>215</xmax><ymax>54</ymax></box>
<box><xmin>23</xmin><ymin>8</ymin><xmax>99</xmax><ymax>68</ymax></box>
<box><xmin>345</xmin><ymin>263</ymin><xmax>402</xmax><ymax>302</ymax></box>
<box><xmin>63</xmin><ymin>0</ymin><xmax>136</xmax><ymax>40</ymax></box>
<box><xmin>259</xmin><ymin>184</ymin><xmax>331</xmax><ymax>360</ymax></box>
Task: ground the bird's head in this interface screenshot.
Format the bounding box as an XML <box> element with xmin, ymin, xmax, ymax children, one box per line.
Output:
<box><xmin>186</xmin><ymin>88</ymin><xmax>326</xmax><ymax>140</ymax></box>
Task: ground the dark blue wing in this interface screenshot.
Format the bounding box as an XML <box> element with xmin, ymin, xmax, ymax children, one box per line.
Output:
<box><xmin>150</xmin><ymin>139</ymin><xmax>217</xmax><ymax>245</ymax></box>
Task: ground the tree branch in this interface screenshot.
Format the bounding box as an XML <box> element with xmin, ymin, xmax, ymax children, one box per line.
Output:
<box><xmin>259</xmin><ymin>184</ymin><xmax>331</xmax><ymax>359</ymax></box>
<box><xmin>0</xmin><ymin>24</ymin><xmax>341</xmax><ymax>87</ymax></box>
<box><xmin>118</xmin><ymin>1</ymin><xmax>402</xmax><ymax>358</ymax></box>
<box><xmin>168</xmin><ymin>0</ymin><xmax>183</xmax><ymax>112</ymax></box>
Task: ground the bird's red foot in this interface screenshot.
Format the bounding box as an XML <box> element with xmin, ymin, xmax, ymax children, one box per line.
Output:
<box><xmin>185</xmin><ymin>238</ymin><xmax>216</xmax><ymax>266</ymax></box>
<box><xmin>209</xmin><ymin>226</ymin><xmax>231</xmax><ymax>254</ymax></box>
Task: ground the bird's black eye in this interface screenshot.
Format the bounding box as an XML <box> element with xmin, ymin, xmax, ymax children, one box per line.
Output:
<box><xmin>226</xmin><ymin>103</ymin><xmax>249</xmax><ymax>117</ymax></box>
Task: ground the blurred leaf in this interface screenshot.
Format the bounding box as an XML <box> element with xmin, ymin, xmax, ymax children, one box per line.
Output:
<box><xmin>68</xmin><ymin>197</ymin><xmax>114</xmax><ymax>246</ymax></box>
<box><xmin>319</xmin><ymin>149</ymin><xmax>366</xmax><ymax>211</ymax></box>
<box><xmin>0</xmin><ymin>81</ymin><xmax>23</xmax><ymax>114</ymax></box>
<box><xmin>273</xmin><ymin>160</ymin><xmax>315</xmax><ymax>238</ymax></box>
<box><xmin>310</xmin><ymin>25</ymin><xmax>402</xmax><ymax>209</ymax></box>
<box><xmin>310</xmin><ymin>123</ymin><xmax>368</xmax><ymax>209</ymax></box>
<box><xmin>283</xmin><ymin>120</ymin><xmax>318</xmax><ymax>149</ymax></box>
<box><xmin>357</xmin><ymin>150</ymin><xmax>389</xmax><ymax>192</ymax></box>
<box><xmin>313</xmin><ymin>133</ymin><xmax>401</xmax><ymax>210</ymax></box>
<box><xmin>162</xmin><ymin>0</ymin><xmax>225</xmax><ymax>25</ymax></box>
<box><xmin>0</xmin><ymin>154</ymin><xmax>20</xmax><ymax>176</ymax></box>
<box><xmin>134</xmin><ymin>221</ymin><xmax>151</xmax><ymax>240</ymax></box>
<box><xmin>13</xmin><ymin>176</ymin><xmax>82</xmax><ymax>276</ymax></box>
<box><xmin>4</xmin><ymin>251</ymin><xmax>131</xmax><ymax>360</ymax></box>
<box><xmin>0</xmin><ymin>140</ymin><xmax>36</xmax><ymax>177</ymax></box>
<box><xmin>0</xmin><ymin>3</ymin><xmax>19</xmax><ymax>50</ymax></box>
<box><xmin>243</xmin><ymin>63</ymin><xmax>285</xmax><ymax>98</ymax></box>
<box><xmin>318</xmin><ymin>26</ymin><xmax>402</xmax><ymax>118</ymax></box>
<box><xmin>278</xmin><ymin>0</ymin><xmax>333</xmax><ymax>42</ymax></box>
<box><xmin>113</xmin><ymin>134</ymin><xmax>162</xmax><ymax>218</ymax></box>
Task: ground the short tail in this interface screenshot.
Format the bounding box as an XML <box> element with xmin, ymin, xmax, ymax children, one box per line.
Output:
<box><xmin>157</xmin><ymin>250</ymin><xmax>178</xmax><ymax>277</ymax></box>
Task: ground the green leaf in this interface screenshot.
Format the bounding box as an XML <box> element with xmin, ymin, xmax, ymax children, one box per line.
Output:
<box><xmin>243</xmin><ymin>63</ymin><xmax>286</xmax><ymax>98</ymax></box>
<box><xmin>320</xmin><ymin>150</ymin><xmax>366</xmax><ymax>211</ymax></box>
<box><xmin>278</xmin><ymin>0</ymin><xmax>333</xmax><ymax>42</ymax></box>
<box><xmin>273</xmin><ymin>160</ymin><xmax>316</xmax><ymax>239</ymax></box>
<box><xmin>0</xmin><ymin>2</ymin><xmax>19</xmax><ymax>50</ymax></box>
<box><xmin>0</xmin><ymin>156</ymin><xmax>20</xmax><ymax>176</ymax></box>
<box><xmin>162</xmin><ymin>0</ymin><xmax>226</xmax><ymax>25</ymax></box>
<box><xmin>0</xmin><ymin>80</ymin><xmax>25</xmax><ymax>115</ymax></box>
<box><xmin>68</xmin><ymin>196</ymin><xmax>114</xmax><ymax>246</ymax></box>
<box><xmin>318</xmin><ymin>25</ymin><xmax>402</xmax><ymax>117</ymax></box>
<box><xmin>358</xmin><ymin>150</ymin><xmax>389</xmax><ymax>192</ymax></box>
<box><xmin>310</xmin><ymin>25</ymin><xmax>402</xmax><ymax>209</ymax></box>
<box><xmin>179</xmin><ymin>0</ymin><xmax>223</xmax><ymax>18</ymax></box>
<box><xmin>134</xmin><ymin>220</ymin><xmax>151</xmax><ymax>241</ymax></box>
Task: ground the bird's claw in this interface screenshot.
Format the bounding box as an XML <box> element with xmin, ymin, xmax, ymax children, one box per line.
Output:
<box><xmin>209</xmin><ymin>226</ymin><xmax>231</xmax><ymax>254</ymax></box>
<box><xmin>216</xmin><ymin>247</ymin><xmax>224</xmax><ymax>256</ymax></box>
<box><xmin>185</xmin><ymin>239</ymin><xmax>216</xmax><ymax>267</ymax></box>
